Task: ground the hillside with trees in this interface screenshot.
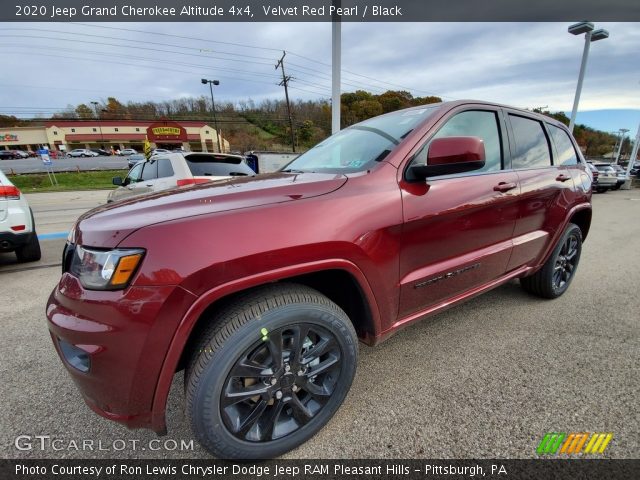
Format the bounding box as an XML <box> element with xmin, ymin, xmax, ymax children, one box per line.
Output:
<box><xmin>10</xmin><ymin>91</ymin><xmax>627</xmax><ymax>158</ymax></box>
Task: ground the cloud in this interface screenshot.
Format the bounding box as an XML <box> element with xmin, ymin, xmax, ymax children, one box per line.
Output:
<box><xmin>0</xmin><ymin>21</ymin><xmax>638</xmax><ymax>119</ymax></box>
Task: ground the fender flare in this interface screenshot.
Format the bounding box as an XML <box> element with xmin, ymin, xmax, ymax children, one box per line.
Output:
<box><xmin>531</xmin><ymin>202</ymin><xmax>592</xmax><ymax>272</ymax></box>
<box><xmin>149</xmin><ymin>258</ymin><xmax>381</xmax><ymax>433</ymax></box>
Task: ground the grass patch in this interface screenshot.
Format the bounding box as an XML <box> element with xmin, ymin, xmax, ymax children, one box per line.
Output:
<box><xmin>9</xmin><ymin>170</ymin><xmax>128</xmax><ymax>193</ymax></box>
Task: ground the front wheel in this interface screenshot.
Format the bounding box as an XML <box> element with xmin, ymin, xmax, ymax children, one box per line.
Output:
<box><xmin>520</xmin><ymin>223</ymin><xmax>582</xmax><ymax>299</ymax></box>
<box><xmin>185</xmin><ymin>284</ymin><xmax>358</xmax><ymax>459</ymax></box>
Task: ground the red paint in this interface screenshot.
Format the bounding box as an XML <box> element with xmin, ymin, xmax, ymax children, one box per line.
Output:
<box><xmin>46</xmin><ymin>100</ymin><xmax>592</xmax><ymax>434</ymax></box>
<box><xmin>427</xmin><ymin>136</ymin><xmax>485</xmax><ymax>165</ymax></box>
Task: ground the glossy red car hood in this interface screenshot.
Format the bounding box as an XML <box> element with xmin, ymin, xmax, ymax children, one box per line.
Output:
<box><xmin>73</xmin><ymin>172</ymin><xmax>348</xmax><ymax>248</ymax></box>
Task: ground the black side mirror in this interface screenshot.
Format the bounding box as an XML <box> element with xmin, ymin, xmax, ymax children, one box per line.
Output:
<box><xmin>409</xmin><ymin>136</ymin><xmax>486</xmax><ymax>180</ymax></box>
<box><xmin>112</xmin><ymin>176</ymin><xmax>123</xmax><ymax>186</ymax></box>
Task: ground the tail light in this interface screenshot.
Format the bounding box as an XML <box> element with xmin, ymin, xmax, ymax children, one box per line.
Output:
<box><xmin>0</xmin><ymin>185</ymin><xmax>21</xmax><ymax>199</ymax></box>
<box><xmin>177</xmin><ymin>178</ymin><xmax>210</xmax><ymax>186</ymax></box>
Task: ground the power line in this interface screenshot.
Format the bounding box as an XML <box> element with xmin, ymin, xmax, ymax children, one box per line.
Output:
<box><xmin>0</xmin><ymin>34</ymin><xmax>276</xmax><ymax>68</ymax></box>
<box><xmin>67</xmin><ymin>22</ymin><xmax>448</xmax><ymax>99</ymax></box>
<box><xmin>2</xmin><ymin>28</ymin><xmax>276</xmax><ymax>62</ymax></box>
<box><xmin>0</xmin><ymin>43</ymin><xmax>282</xmax><ymax>82</ymax></box>
<box><xmin>71</xmin><ymin>22</ymin><xmax>284</xmax><ymax>53</ymax></box>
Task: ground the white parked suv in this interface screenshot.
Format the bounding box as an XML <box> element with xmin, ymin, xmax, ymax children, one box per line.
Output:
<box><xmin>68</xmin><ymin>149</ymin><xmax>98</xmax><ymax>158</ymax></box>
<box><xmin>107</xmin><ymin>152</ymin><xmax>255</xmax><ymax>203</ymax></box>
<box><xmin>0</xmin><ymin>170</ymin><xmax>41</xmax><ymax>262</ymax></box>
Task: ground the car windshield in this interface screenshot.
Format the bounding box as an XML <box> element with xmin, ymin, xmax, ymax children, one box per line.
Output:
<box><xmin>283</xmin><ymin>105</ymin><xmax>440</xmax><ymax>173</ymax></box>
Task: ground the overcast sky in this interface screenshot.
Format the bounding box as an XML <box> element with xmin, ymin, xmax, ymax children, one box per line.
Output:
<box><xmin>1</xmin><ymin>22</ymin><xmax>638</xmax><ymax>134</ymax></box>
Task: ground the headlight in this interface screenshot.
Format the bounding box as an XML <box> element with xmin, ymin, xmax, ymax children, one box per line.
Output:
<box><xmin>69</xmin><ymin>245</ymin><xmax>145</xmax><ymax>290</ymax></box>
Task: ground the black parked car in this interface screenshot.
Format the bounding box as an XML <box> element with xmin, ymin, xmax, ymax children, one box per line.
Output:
<box><xmin>91</xmin><ymin>149</ymin><xmax>111</xmax><ymax>156</ymax></box>
<box><xmin>0</xmin><ymin>150</ymin><xmax>19</xmax><ymax>160</ymax></box>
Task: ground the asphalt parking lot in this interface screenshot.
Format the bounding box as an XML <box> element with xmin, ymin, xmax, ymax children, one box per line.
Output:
<box><xmin>0</xmin><ymin>189</ymin><xmax>638</xmax><ymax>459</ymax></box>
<box><xmin>1</xmin><ymin>155</ymin><xmax>129</xmax><ymax>174</ymax></box>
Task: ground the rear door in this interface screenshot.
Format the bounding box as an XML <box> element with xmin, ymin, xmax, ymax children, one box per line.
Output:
<box><xmin>398</xmin><ymin>107</ymin><xmax>520</xmax><ymax>317</ymax></box>
<box><xmin>505</xmin><ymin>112</ymin><xmax>577</xmax><ymax>270</ymax></box>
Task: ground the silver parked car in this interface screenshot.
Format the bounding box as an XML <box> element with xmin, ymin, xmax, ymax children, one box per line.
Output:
<box><xmin>68</xmin><ymin>149</ymin><xmax>99</xmax><ymax>158</ymax></box>
<box><xmin>588</xmin><ymin>162</ymin><xmax>617</xmax><ymax>193</ymax></box>
<box><xmin>107</xmin><ymin>152</ymin><xmax>255</xmax><ymax>203</ymax></box>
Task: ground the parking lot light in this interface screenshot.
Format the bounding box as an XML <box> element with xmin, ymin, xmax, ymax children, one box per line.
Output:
<box><xmin>201</xmin><ymin>78</ymin><xmax>222</xmax><ymax>153</ymax></box>
<box><xmin>568</xmin><ymin>22</ymin><xmax>610</xmax><ymax>133</ymax></box>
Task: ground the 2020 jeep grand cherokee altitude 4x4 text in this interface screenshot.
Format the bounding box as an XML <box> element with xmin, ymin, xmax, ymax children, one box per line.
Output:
<box><xmin>46</xmin><ymin>101</ymin><xmax>592</xmax><ymax>459</ymax></box>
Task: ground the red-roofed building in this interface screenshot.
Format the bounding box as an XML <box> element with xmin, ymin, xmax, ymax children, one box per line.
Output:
<box><xmin>1</xmin><ymin>119</ymin><xmax>228</xmax><ymax>153</ymax></box>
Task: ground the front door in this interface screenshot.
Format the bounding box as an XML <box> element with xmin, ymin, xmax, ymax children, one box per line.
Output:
<box><xmin>398</xmin><ymin>108</ymin><xmax>520</xmax><ymax>318</ymax></box>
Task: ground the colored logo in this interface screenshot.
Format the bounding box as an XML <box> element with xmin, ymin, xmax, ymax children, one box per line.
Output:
<box><xmin>151</xmin><ymin>127</ymin><xmax>181</xmax><ymax>136</ymax></box>
<box><xmin>537</xmin><ymin>432</ymin><xmax>613</xmax><ymax>455</ymax></box>
<box><xmin>1</xmin><ymin>134</ymin><xmax>18</xmax><ymax>142</ymax></box>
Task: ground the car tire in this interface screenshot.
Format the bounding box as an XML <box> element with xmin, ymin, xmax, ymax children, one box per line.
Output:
<box><xmin>185</xmin><ymin>283</ymin><xmax>358</xmax><ymax>459</ymax></box>
<box><xmin>595</xmin><ymin>187</ymin><xmax>607</xmax><ymax>193</ymax></box>
<box><xmin>15</xmin><ymin>232</ymin><xmax>41</xmax><ymax>263</ymax></box>
<box><xmin>520</xmin><ymin>223</ymin><xmax>582</xmax><ymax>299</ymax></box>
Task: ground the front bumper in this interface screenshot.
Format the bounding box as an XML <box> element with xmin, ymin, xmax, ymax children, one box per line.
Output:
<box><xmin>46</xmin><ymin>273</ymin><xmax>197</xmax><ymax>432</ymax></box>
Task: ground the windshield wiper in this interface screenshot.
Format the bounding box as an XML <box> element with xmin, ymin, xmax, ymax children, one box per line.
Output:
<box><xmin>281</xmin><ymin>169</ymin><xmax>307</xmax><ymax>173</ymax></box>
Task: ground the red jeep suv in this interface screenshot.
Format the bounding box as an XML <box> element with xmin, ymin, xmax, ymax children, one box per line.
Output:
<box><xmin>46</xmin><ymin>101</ymin><xmax>592</xmax><ymax>459</ymax></box>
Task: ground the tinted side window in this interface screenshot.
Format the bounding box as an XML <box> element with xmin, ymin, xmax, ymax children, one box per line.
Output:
<box><xmin>141</xmin><ymin>161</ymin><xmax>158</xmax><ymax>181</ymax></box>
<box><xmin>158</xmin><ymin>159</ymin><xmax>175</xmax><ymax>178</ymax></box>
<box><xmin>548</xmin><ymin>124</ymin><xmax>578</xmax><ymax>166</ymax></box>
<box><xmin>411</xmin><ymin>110</ymin><xmax>502</xmax><ymax>173</ymax></box>
<box><xmin>509</xmin><ymin>115</ymin><xmax>551</xmax><ymax>169</ymax></box>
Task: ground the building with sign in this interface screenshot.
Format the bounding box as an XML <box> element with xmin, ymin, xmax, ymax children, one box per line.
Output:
<box><xmin>0</xmin><ymin>120</ymin><xmax>228</xmax><ymax>153</ymax></box>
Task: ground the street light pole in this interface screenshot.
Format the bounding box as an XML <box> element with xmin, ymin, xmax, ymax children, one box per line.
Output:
<box><xmin>621</xmin><ymin>122</ymin><xmax>640</xmax><ymax>190</ymax></box>
<box><xmin>614</xmin><ymin>128</ymin><xmax>629</xmax><ymax>164</ymax></box>
<box><xmin>201</xmin><ymin>79</ymin><xmax>222</xmax><ymax>153</ymax></box>
<box><xmin>568</xmin><ymin>22</ymin><xmax>609</xmax><ymax>133</ymax></box>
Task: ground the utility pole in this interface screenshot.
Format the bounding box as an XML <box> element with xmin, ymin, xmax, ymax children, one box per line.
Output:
<box><xmin>275</xmin><ymin>51</ymin><xmax>296</xmax><ymax>152</ymax></box>
<box><xmin>90</xmin><ymin>101</ymin><xmax>104</xmax><ymax>148</ymax></box>
<box><xmin>332</xmin><ymin>0</ymin><xmax>341</xmax><ymax>134</ymax></box>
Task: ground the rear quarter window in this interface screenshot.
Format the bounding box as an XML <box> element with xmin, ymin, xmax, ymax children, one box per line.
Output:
<box><xmin>548</xmin><ymin>124</ymin><xmax>579</xmax><ymax>166</ymax></box>
<box><xmin>186</xmin><ymin>157</ymin><xmax>255</xmax><ymax>177</ymax></box>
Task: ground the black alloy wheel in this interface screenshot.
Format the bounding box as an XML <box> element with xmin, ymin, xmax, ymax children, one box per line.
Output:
<box><xmin>552</xmin><ymin>233</ymin><xmax>579</xmax><ymax>291</ymax></box>
<box><xmin>520</xmin><ymin>223</ymin><xmax>583</xmax><ymax>299</ymax></box>
<box><xmin>185</xmin><ymin>284</ymin><xmax>358</xmax><ymax>459</ymax></box>
<box><xmin>221</xmin><ymin>323</ymin><xmax>341</xmax><ymax>442</ymax></box>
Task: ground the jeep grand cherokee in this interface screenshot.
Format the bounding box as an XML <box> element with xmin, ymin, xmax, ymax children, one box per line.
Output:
<box><xmin>46</xmin><ymin>100</ymin><xmax>592</xmax><ymax>459</ymax></box>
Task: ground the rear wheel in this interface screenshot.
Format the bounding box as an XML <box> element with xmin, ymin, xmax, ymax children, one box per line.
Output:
<box><xmin>185</xmin><ymin>284</ymin><xmax>358</xmax><ymax>459</ymax></box>
<box><xmin>15</xmin><ymin>233</ymin><xmax>41</xmax><ymax>262</ymax></box>
<box><xmin>520</xmin><ymin>223</ymin><xmax>582</xmax><ymax>299</ymax></box>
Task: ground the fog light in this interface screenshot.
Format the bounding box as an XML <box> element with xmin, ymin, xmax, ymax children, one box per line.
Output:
<box><xmin>58</xmin><ymin>338</ymin><xmax>90</xmax><ymax>373</ymax></box>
